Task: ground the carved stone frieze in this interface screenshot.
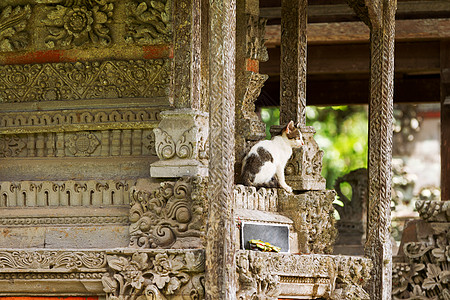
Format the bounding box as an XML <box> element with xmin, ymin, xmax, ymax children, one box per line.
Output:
<box><xmin>0</xmin><ymin>215</ymin><xmax>129</xmax><ymax>226</ymax></box>
<box><xmin>236</xmin><ymin>251</ymin><xmax>372</xmax><ymax>299</ymax></box>
<box><xmin>278</xmin><ymin>190</ymin><xmax>336</xmax><ymax>254</ymax></box>
<box><xmin>150</xmin><ymin>109</ymin><xmax>209</xmax><ymax>178</ymax></box>
<box><xmin>125</xmin><ymin>0</ymin><xmax>172</xmax><ymax>45</ymax></box>
<box><xmin>129</xmin><ymin>176</ymin><xmax>207</xmax><ymax>249</ymax></box>
<box><xmin>246</xmin><ymin>15</ymin><xmax>268</xmax><ymax>62</ymax></box>
<box><xmin>0</xmin><ymin>59</ymin><xmax>170</xmax><ymax>103</ymax></box>
<box><xmin>0</xmin><ymin>129</ymin><xmax>155</xmax><ymax>158</ymax></box>
<box><xmin>0</xmin><ymin>249</ymin><xmax>107</xmax><ymax>270</ymax></box>
<box><xmin>0</xmin><ymin>107</ymin><xmax>162</xmax><ymax>134</ymax></box>
<box><xmin>0</xmin><ymin>179</ymin><xmax>134</xmax><ymax>207</ymax></box>
<box><xmin>234</xmin><ymin>185</ymin><xmax>278</xmax><ymax>212</ymax></box>
<box><xmin>42</xmin><ymin>2</ymin><xmax>114</xmax><ymax>48</ymax></box>
<box><xmin>0</xmin><ymin>5</ymin><xmax>32</xmax><ymax>52</ymax></box>
<box><xmin>416</xmin><ymin>199</ymin><xmax>450</xmax><ymax>222</ymax></box>
<box><xmin>102</xmin><ymin>250</ymin><xmax>205</xmax><ymax>300</ymax></box>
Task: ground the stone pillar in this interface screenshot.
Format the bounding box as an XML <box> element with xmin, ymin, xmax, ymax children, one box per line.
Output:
<box><xmin>364</xmin><ymin>1</ymin><xmax>397</xmax><ymax>299</ymax></box>
<box><xmin>205</xmin><ymin>0</ymin><xmax>237</xmax><ymax>299</ymax></box>
<box><xmin>150</xmin><ymin>0</ymin><xmax>209</xmax><ymax>178</ymax></box>
<box><xmin>234</xmin><ymin>0</ymin><xmax>269</xmax><ymax>181</ymax></box>
<box><xmin>280</xmin><ymin>0</ymin><xmax>307</xmax><ymax>126</ymax></box>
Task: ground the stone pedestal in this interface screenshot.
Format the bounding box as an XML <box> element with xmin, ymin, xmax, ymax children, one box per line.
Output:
<box><xmin>150</xmin><ymin>109</ymin><xmax>209</xmax><ymax>178</ymax></box>
<box><xmin>270</xmin><ymin>125</ymin><xmax>326</xmax><ymax>191</ymax></box>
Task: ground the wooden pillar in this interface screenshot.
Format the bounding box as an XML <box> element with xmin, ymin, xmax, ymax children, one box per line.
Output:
<box><xmin>280</xmin><ymin>0</ymin><xmax>307</xmax><ymax>126</ymax></box>
<box><xmin>364</xmin><ymin>1</ymin><xmax>396</xmax><ymax>299</ymax></box>
<box><xmin>441</xmin><ymin>41</ymin><xmax>450</xmax><ymax>200</ymax></box>
<box><xmin>205</xmin><ymin>0</ymin><xmax>237</xmax><ymax>299</ymax></box>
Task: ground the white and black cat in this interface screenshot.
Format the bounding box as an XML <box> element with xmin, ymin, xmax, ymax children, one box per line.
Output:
<box><xmin>241</xmin><ymin>121</ymin><xmax>304</xmax><ymax>193</ymax></box>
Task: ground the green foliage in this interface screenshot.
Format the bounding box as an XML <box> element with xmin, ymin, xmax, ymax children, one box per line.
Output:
<box><xmin>261</xmin><ymin>106</ymin><xmax>368</xmax><ymax>189</ymax></box>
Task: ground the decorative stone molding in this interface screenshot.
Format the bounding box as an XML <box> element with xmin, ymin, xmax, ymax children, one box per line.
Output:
<box><xmin>102</xmin><ymin>249</ymin><xmax>205</xmax><ymax>300</ymax></box>
<box><xmin>0</xmin><ymin>215</ymin><xmax>129</xmax><ymax>226</ymax></box>
<box><xmin>129</xmin><ymin>176</ymin><xmax>207</xmax><ymax>249</ymax></box>
<box><xmin>0</xmin><ymin>180</ymin><xmax>134</xmax><ymax>207</ymax></box>
<box><xmin>125</xmin><ymin>0</ymin><xmax>172</xmax><ymax>45</ymax></box>
<box><xmin>236</xmin><ymin>251</ymin><xmax>372</xmax><ymax>299</ymax></box>
<box><xmin>0</xmin><ymin>135</ymin><xmax>26</xmax><ymax>157</ymax></box>
<box><xmin>278</xmin><ymin>190</ymin><xmax>336</xmax><ymax>254</ymax></box>
<box><xmin>0</xmin><ymin>5</ymin><xmax>32</xmax><ymax>52</ymax></box>
<box><xmin>42</xmin><ymin>2</ymin><xmax>114</xmax><ymax>48</ymax></box>
<box><xmin>0</xmin><ymin>59</ymin><xmax>170</xmax><ymax>103</ymax></box>
<box><xmin>234</xmin><ymin>185</ymin><xmax>277</xmax><ymax>212</ymax></box>
<box><xmin>150</xmin><ymin>109</ymin><xmax>209</xmax><ymax>177</ymax></box>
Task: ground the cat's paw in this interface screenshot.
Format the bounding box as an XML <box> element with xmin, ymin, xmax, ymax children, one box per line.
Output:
<box><xmin>283</xmin><ymin>185</ymin><xmax>293</xmax><ymax>193</ymax></box>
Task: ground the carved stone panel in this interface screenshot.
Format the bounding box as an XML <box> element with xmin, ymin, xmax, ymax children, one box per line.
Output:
<box><xmin>129</xmin><ymin>176</ymin><xmax>207</xmax><ymax>249</ymax></box>
<box><xmin>102</xmin><ymin>250</ymin><xmax>205</xmax><ymax>300</ymax></box>
<box><xmin>278</xmin><ymin>190</ymin><xmax>337</xmax><ymax>254</ymax></box>
<box><xmin>0</xmin><ymin>5</ymin><xmax>32</xmax><ymax>52</ymax></box>
<box><xmin>150</xmin><ymin>109</ymin><xmax>209</xmax><ymax>178</ymax></box>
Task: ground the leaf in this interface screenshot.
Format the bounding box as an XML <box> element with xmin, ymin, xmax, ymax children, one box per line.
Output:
<box><xmin>426</xmin><ymin>263</ymin><xmax>441</xmax><ymax>279</ymax></box>
<box><xmin>107</xmin><ymin>256</ymin><xmax>128</xmax><ymax>271</ymax></box>
<box><xmin>422</xmin><ymin>278</ymin><xmax>437</xmax><ymax>290</ymax></box>
<box><xmin>136</xmin><ymin>2</ymin><xmax>147</xmax><ymax>15</ymax></box>
<box><xmin>101</xmin><ymin>274</ymin><xmax>118</xmax><ymax>293</ymax></box>
<box><xmin>153</xmin><ymin>274</ymin><xmax>170</xmax><ymax>289</ymax></box>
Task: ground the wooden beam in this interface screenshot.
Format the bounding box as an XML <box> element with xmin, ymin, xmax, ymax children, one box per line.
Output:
<box><xmin>260</xmin><ymin>0</ymin><xmax>450</xmax><ymax>24</ymax></box>
<box><xmin>257</xmin><ymin>75</ymin><xmax>440</xmax><ymax>107</ymax></box>
<box><xmin>261</xmin><ymin>41</ymin><xmax>440</xmax><ymax>75</ymax></box>
<box><xmin>265</xmin><ymin>19</ymin><xmax>450</xmax><ymax>46</ymax></box>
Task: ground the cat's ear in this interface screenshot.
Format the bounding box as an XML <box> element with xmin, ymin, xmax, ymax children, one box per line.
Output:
<box><xmin>287</xmin><ymin>120</ymin><xmax>295</xmax><ymax>132</ymax></box>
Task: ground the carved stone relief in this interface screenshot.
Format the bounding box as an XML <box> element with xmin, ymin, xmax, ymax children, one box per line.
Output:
<box><xmin>0</xmin><ymin>129</ymin><xmax>155</xmax><ymax>158</ymax></box>
<box><xmin>246</xmin><ymin>15</ymin><xmax>268</xmax><ymax>62</ymax></box>
<box><xmin>234</xmin><ymin>185</ymin><xmax>278</xmax><ymax>212</ymax></box>
<box><xmin>150</xmin><ymin>109</ymin><xmax>209</xmax><ymax>178</ymax></box>
<box><xmin>393</xmin><ymin>201</ymin><xmax>450</xmax><ymax>299</ymax></box>
<box><xmin>0</xmin><ymin>179</ymin><xmax>134</xmax><ymax>207</ymax></box>
<box><xmin>0</xmin><ymin>5</ymin><xmax>32</xmax><ymax>52</ymax></box>
<box><xmin>42</xmin><ymin>2</ymin><xmax>114</xmax><ymax>48</ymax></box>
<box><xmin>102</xmin><ymin>250</ymin><xmax>205</xmax><ymax>300</ymax></box>
<box><xmin>129</xmin><ymin>176</ymin><xmax>207</xmax><ymax>249</ymax></box>
<box><xmin>125</xmin><ymin>0</ymin><xmax>172</xmax><ymax>45</ymax></box>
<box><xmin>278</xmin><ymin>190</ymin><xmax>336</xmax><ymax>254</ymax></box>
<box><xmin>0</xmin><ymin>59</ymin><xmax>170</xmax><ymax>103</ymax></box>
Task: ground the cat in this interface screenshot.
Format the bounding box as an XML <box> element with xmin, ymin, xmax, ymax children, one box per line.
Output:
<box><xmin>241</xmin><ymin>121</ymin><xmax>304</xmax><ymax>193</ymax></box>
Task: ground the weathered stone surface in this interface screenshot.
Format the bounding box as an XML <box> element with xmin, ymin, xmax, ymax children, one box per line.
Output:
<box><xmin>150</xmin><ymin>109</ymin><xmax>209</xmax><ymax>178</ymax></box>
<box><xmin>278</xmin><ymin>190</ymin><xmax>337</xmax><ymax>254</ymax></box>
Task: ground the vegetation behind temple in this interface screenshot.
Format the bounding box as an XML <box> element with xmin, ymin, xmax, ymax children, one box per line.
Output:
<box><xmin>261</xmin><ymin>105</ymin><xmax>368</xmax><ymax>189</ymax></box>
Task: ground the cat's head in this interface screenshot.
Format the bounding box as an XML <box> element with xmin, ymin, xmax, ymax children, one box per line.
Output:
<box><xmin>282</xmin><ymin>121</ymin><xmax>304</xmax><ymax>148</ymax></box>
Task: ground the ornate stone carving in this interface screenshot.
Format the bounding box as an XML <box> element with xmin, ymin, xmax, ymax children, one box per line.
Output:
<box><xmin>0</xmin><ymin>59</ymin><xmax>170</xmax><ymax>103</ymax></box>
<box><xmin>0</xmin><ymin>215</ymin><xmax>129</xmax><ymax>226</ymax></box>
<box><xmin>234</xmin><ymin>185</ymin><xmax>278</xmax><ymax>212</ymax></box>
<box><xmin>416</xmin><ymin>200</ymin><xmax>450</xmax><ymax>222</ymax></box>
<box><xmin>246</xmin><ymin>15</ymin><xmax>268</xmax><ymax>62</ymax></box>
<box><xmin>129</xmin><ymin>176</ymin><xmax>207</xmax><ymax>249</ymax></box>
<box><xmin>278</xmin><ymin>190</ymin><xmax>336</xmax><ymax>254</ymax></box>
<box><xmin>269</xmin><ymin>126</ymin><xmax>326</xmax><ymax>191</ymax></box>
<box><xmin>0</xmin><ymin>180</ymin><xmax>134</xmax><ymax>207</ymax></box>
<box><xmin>333</xmin><ymin>168</ymin><xmax>368</xmax><ymax>255</ymax></box>
<box><xmin>0</xmin><ymin>135</ymin><xmax>26</xmax><ymax>157</ymax></box>
<box><xmin>0</xmin><ymin>5</ymin><xmax>31</xmax><ymax>52</ymax></box>
<box><xmin>236</xmin><ymin>250</ymin><xmax>280</xmax><ymax>300</ymax></box>
<box><xmin>125</xmin><ymin>0</ymin><xmax>172</xmax><ymax>45</ymax></box>
<box><xmin>0</xmin><ymin>249</ymin><xmax>106</xmax><ymax>270</ymax></box>
<box><xmin>150</xmin><ymin>109</ymin><xmax>209</xmax><ymax>177</ymax></box>
<box><xmin>102</xmin><ymin>250</ymin><xmax>205</xmax><ymax>300</ymax></box>
<box><xmin>42</xmin><ymin>2</ymin><xmax>114</xmax><ymax>48</ymax></box>
<box><xmin>66</xmin><ymin>131</ymin><xmax>100</xmax><ymax>156</ymax></box>
<box><xmin>235</xmin><ymin>251</ymin><xmax>372</xmax><ymax>299</ymax></box>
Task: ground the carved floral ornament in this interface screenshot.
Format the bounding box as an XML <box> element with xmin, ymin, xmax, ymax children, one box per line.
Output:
<box><xmin>42</xmin><ymin>2</ymin><xmax>113</xmax><ymax>48</ymax></box>
<box><xmin>102</xmin><ymin>250</ymin><xmax>205</xmax><ymax>300</ymax></box>
<box><xmin>129</xmin><ymin>176</ymin><xmax>207</xmax><ymax>249</ymax></box>
<box><xmin>0</xmin><ymin>5</ymin><xmax>31</xmax><ymax>52</ymax></box>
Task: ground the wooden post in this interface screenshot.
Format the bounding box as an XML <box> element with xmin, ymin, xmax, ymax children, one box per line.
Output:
<box><xmin>364</xmin><ymin>1</ymin><xmax>396</xmax><ymax>299</ymax></box>
<box><xmin>205</xmin><ymin>0</ymin><xmax>237</xmax><ymax>299</ymax></box>
<box><xmin>441</xmin><ymin>41</ymin><xmax>450</xmax><ymax>200</ymax></box>
<box><xmin>280</xmin><ymin>0</ymin><xmax>307</xmax><ymax>126</ymax></box>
